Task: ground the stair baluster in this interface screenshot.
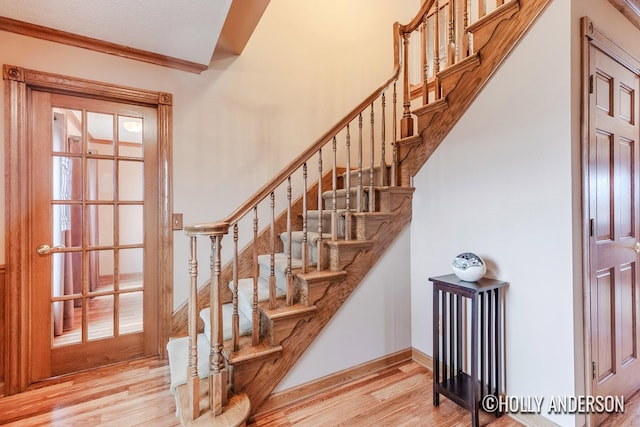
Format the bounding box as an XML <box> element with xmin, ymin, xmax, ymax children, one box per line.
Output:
<box><xmin>478</xmin><ymin>0</ymin><xmax>486</xmax><ymax>18</ymax></box>
<box><xmin>252</xmin><ymin>207</ymin><xmax>259</xmax><ymax>346</ymax></box>
<box><xmin>331</xmin><ymin>137</ymin><xmax>338</xmax><ymax>241</ymax></box>
<box><xmin>421</xmin><ymin>19</ymin><xmax>429</xmax><ymax>104</ymax></box>
<box><xmin>401</xmin><ymin>31</ymin><xmax>414</xmax><ymax>137</ymax></box>
<box><xmin>187</xmin><ymin>234</ymin><xmax>200</xmax><ymax>420</ymax></box>
<box><xmin>302</xmin><ymin>163</ymin><xmax>309</xmax><ymax>273</ymax></box>
<box><xmin>345</xmin><ymin>126</ymin><xmax>352</xmax><ymax>240</ymax></box>
<box><xmin>269</xmin><ymin>192</ymin><xmax>276</xmax><ymax>310</ymax></box>
<box><xmin>232</xmin><ymin>224</ymin><xmax>239</xmax><ymax>351</ymax></box>
<box><xmin>357</xmin><ymin>115</ymin><xmax>363</xmax><ymax>214</ymax></box>
<box><xmin>434</xmin><ymin>0</ymin><xmax>442</xmax><ymax>100</ymax></box>
<box><xmin>392</xmin><ymin>82</ymin><xmax>397</xmax><ymax>187</ymax></box>
<box><xmin>463</xmin><ymin>0</ymin><xmax>471</xmax><ymax>58</ymax></box>
<box><xmin>286</xmin><ymin>177</ymin><xmax>293</xmax><ymax>305</ymax></box>
<box><xmin>369</xmin><ymin>103</ymin><xmax>375</xmax><ymax>212</ymax></box>
<box><xmin>448</xmin><ymin>0</ymin><xmax>456</xmax><ymax>66</ymax></box>
<box><xmin>209</xmin><ymin>233</ymin><xmax>227</xmax><ymax>416</ymax></box>
<box><xmin>381</xmin><ymin>92</ymin><xmax>387</xmax><ymax>186</ymax></box>
<box><xmin>316</xmin><ymin>149</ymin><xmax>323</xmax><ymax>271</ymax></box>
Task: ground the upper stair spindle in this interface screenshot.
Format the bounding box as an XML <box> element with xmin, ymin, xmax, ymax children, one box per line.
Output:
<box><xmin>302</xmin><ymin>163</ymin><xmax>309</xmax><ymax>273</ymax></box>
<box><xmin>447</xmin><ymin>0</ymin><xmax>456</xmax><ymax>66</ymax></box>
<box><xmin>380</xmin><ymin>92</ymin><xmax>387</xmax><ymax>186</ymax></box>
<box><xmin>345</xmin><ymin>126</ymin><xmax>352</xmax><ymax>241</ymax></box>
<box><xmin>252</xmin><ymin>208</ymin><xmax>260</xmax><ymax>346</ymax></box>
<box><xmin>316</xmin><ymin>149</ymin><xmax>323</xmax><ymax>271</ymax></box>
<box><xmin>269</xmin><ymin>192</ymin><xmax>277</xmax><ymax>310</ymax></box>
<box><xmin>232</xmin><ymin>224</ymin><xmax>239</xmax><ymax>351</ymax></box>
<box><xmin>369</xmin><ymin>103</ymin><xmax>375</xmax><ymax>211</ymax></box>
<box><xmin>392</xmin><ymin>82</ymin><xmax>398</xmax><ymax>187</ymax></box>
<box><xmin>331</xmin><ymin>137</ymin><xmax>338</xmax><ymax>241</ymax></box>
<box><xmin>357</xmin><ymin>115</ymin><xmax>363</xmax><ymax>213</ymax></box>
<box><xmin>286</xmin><ymin>176</ymin><xmax>293</xmax><ymax>306</ymax></box>
<box><xmin>401</xmin><ymin>32</ymin><xmax>414</xmax><ymax>137</ymax></box>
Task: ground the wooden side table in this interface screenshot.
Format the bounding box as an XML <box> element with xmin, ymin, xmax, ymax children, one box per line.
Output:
<box><xmin>429</xmin><ymin>274</ymin><xmax>508</xmax><ymax>427</ymax></box>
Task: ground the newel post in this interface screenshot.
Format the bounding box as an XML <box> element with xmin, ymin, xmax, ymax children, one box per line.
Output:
<box><xmin>209</xmin><ymin>232</ymin><xmax>228</xmax><ymax>415</ymax></box>
<box><xmin>184</xmin><ymin>221</ymin><xmax>230</xmax><ymax>418</ymax></box>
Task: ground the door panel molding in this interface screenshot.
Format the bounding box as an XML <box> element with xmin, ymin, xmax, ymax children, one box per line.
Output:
<box><xmin>3</xmin><ymin>64</ymin><xmax>173</xmax><ymax>394</ymax></box>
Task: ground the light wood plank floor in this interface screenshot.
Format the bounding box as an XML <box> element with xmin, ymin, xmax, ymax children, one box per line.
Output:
<box><xmin>248</xmin><ymin>361</ymin><xmax>522</xmax><ymax>427</ymax></box>
<box><xmin>1</xmin><ymin>357</ymin><xmax>639</xmax><ymax>426</ymax></box>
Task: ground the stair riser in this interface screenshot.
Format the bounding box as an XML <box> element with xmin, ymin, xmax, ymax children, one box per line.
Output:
<box><xmin>323</xmin><ymin>192</ymin><xmax>368</xmax><ymax>211</ymax></box>
<box><xmin>280</xmin><ymin>236</ymin><xmax>319</xmax><ymax>263</ymax></box>
<box><xmin>261</xmin><ymin>311</ymin><xmax>315</xmax><ymax>346</ymax></box>
<box><xmin>306</xmin><ymin>214</ymin><xmax>346</xmax><ymax>238</ymax></box>
<box><xmin>259</xmin><ymin>261</ymin><xmax>288</xmax><ymax>292</ymax></box>
<box><xmin>375</xmin><ymin>187</ymin><xmax>415</xmax><ymax>213</ymax></box>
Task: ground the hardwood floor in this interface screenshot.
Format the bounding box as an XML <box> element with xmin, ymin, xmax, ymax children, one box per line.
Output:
<box><xmin>1</xmin><ymin>357</ymin><xmax>639</xmax><ymax>426</ymax></box>
<box><xmin>248</xmin><ymin>361</ymin><xmax>522</xmax><ymax>427</ymax></box>
<box><xmin>0</xmin><ymin>357</ymin><xmax>178</xmax><ymax>427</ymax></box>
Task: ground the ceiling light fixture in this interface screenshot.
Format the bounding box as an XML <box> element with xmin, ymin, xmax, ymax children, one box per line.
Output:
<box><xmin>122</xmin><ymin>120</ymin><xmax>143</xmax><ymax>133</ymax></box>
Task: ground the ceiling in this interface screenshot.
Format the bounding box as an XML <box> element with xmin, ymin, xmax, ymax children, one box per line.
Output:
<box><xmin>0</xmin><ymin>0</ymin><xmax>270</xmax><ymax>72</ymax></box>
<box><xmin>0</xmin><ymin>1</ymin><xmax>637</xmax><ymax>72</ymax></box>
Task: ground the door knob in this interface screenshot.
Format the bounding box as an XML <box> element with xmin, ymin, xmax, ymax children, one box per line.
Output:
<box><xmin>635</xmin><ymin>241</ymin><xmax>640</xmax><ymax>254</ymax></box>
<box><xmin>36</xmin><ymin>244</ymin><xmax>65</xmax><ymax>255</ymax></box>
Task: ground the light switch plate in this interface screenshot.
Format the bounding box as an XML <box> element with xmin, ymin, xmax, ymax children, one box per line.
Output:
<box><xmin>172</xmin><ymin>213</ymin><xmax>183</xmax><ymax>230</ymax></box>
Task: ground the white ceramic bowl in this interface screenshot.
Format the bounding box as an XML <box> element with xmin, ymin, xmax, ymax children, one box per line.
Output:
<box><xmin>451</xmin><ymin>252</ymin><xmax>486</xmax><ymax>282</ymax></box>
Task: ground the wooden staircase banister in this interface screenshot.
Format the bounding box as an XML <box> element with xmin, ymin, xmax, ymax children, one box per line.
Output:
<box><xmin>169</xmin><ymin>1</ymin><xmax>552</xmax><ymax>424</ymax></box>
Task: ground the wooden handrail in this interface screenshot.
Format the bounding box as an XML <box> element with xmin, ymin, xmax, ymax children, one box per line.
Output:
<box><xmin>401</xmin><ymin>0</ymin><xmax>438</xmax><ymax>33</ymax></box>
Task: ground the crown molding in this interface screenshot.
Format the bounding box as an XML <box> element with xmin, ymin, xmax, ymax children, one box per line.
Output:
<box><xmin>0</xmin><ymin>16</ymin><xmax>208</xmax><ymax>74</ymax></box>
<box><xmin>608</xmin><ymin>0</ymin><xmax>640</xmax><ymax>31</ymax></box>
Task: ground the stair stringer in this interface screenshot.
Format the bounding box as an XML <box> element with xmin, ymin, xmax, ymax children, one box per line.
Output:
<box><xmin>397</xmin><ymin>0</ymin><xmax>553</xmax><ymax>180</ymax></box>
<box><xmin>238</xmin><ymin>190</ymin><xmax>414</xmax><ymax>414</ymax></box>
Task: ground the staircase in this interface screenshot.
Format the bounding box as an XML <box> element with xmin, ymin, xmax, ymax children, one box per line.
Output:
<box><xmin>166</xmin><ymin>0</ymin><xmax>552</xmax><ymax>425</ymax></box>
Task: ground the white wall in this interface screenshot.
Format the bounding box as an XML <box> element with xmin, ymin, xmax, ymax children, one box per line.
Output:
<box><xmin>410</xmin><ymin>1</ymin><xmax>577</xmax><ymax>425</ymax></box>
<box><xmin>0</xmin><ymin>0</ymin><xmax>417</xmax><ymax>388</ymax></box>
<box><xmin>278</xmin><ymin>226</ymin><xmax>412</xmax><ymax>390</ymax></box>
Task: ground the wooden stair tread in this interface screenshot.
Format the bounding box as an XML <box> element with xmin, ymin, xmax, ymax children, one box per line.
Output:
<box><xmin>324</xmin><ymin>239</ymin><xmax>374</xmax><ymax>249</ymax></box>
<box><xmin>437</xmin><ymin>53</ymin><xmax>480</xmax><ymax>80</ymax></box>
<box><xmin>412</xmin><ymin>97</ymin><xmax>448</xmax><ymax>117</ymax></box>
<box><xmin>260</xmin><ymin>301</ymin><xmax>317</xmax><ymax>320</ymax></box>
<box><xmin>350</xmin><ymin>211</ymin><xmax>396</xmax><ymax>220</ymax></box>
<box><xmin>225</xmin><ymin>338</ymin><xmax>283</xmax><ymax>365</ymax></box>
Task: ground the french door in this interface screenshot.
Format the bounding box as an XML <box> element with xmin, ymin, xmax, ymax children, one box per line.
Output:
<box><xmin>29</xmin><ymin>91</ymin><xmax>159</xmax><ymax>381</ymax></box>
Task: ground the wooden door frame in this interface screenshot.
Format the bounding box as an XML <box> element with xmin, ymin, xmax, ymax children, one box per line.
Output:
<box><xmin>3</xmin><ymin>64</ymin><xmax>173</xmax><ymax>394</ymax></box>
<box><xmin>581</xmin><ymin>17</ymin><xmax>640</xmax><ymax>426</ymax></box>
